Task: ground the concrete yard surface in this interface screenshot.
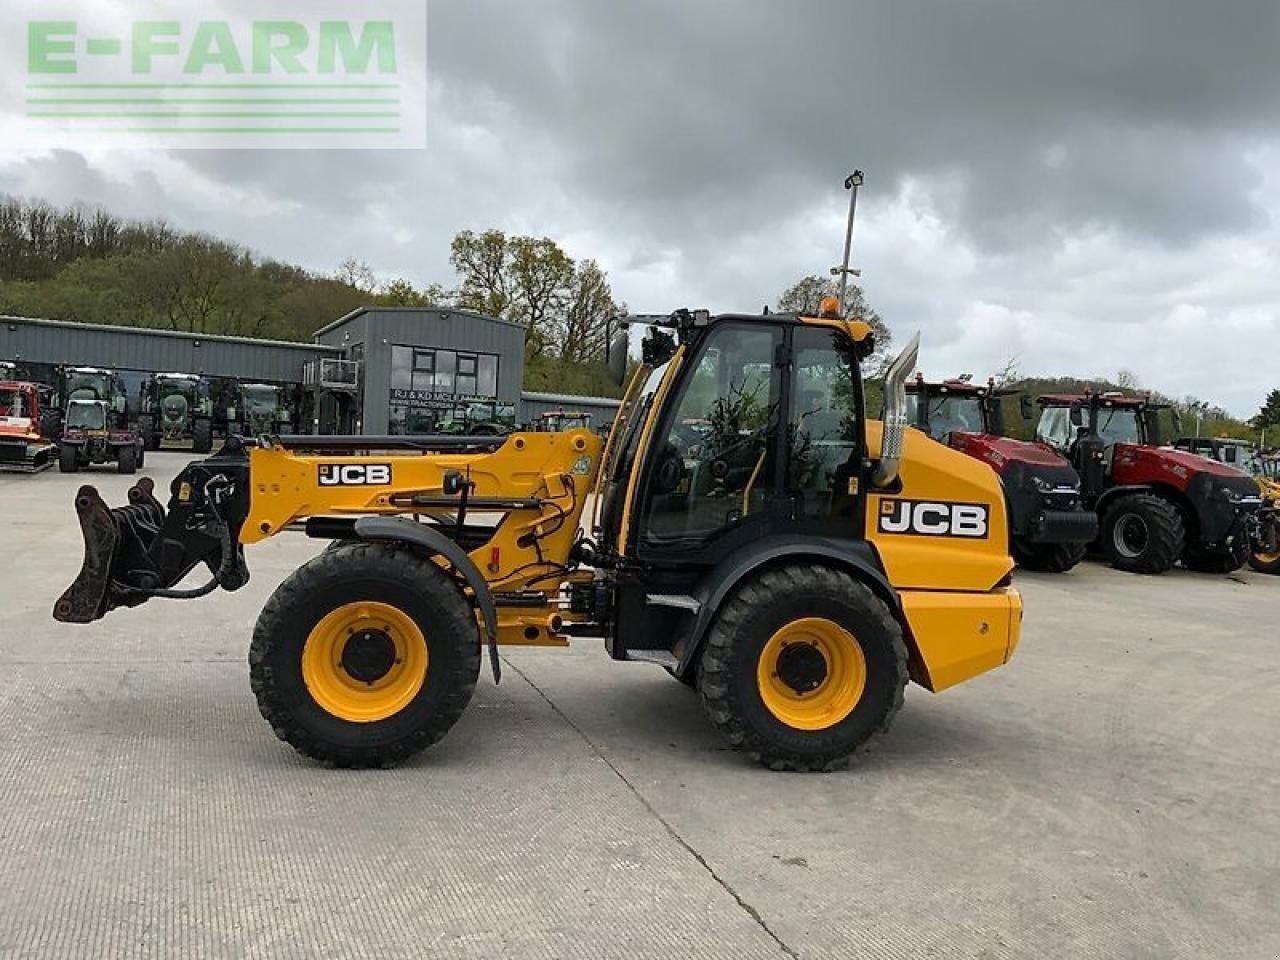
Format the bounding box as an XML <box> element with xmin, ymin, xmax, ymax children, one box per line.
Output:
<box><xmin>1</xmin><ymin>452</ymin><xmax>1277</xmax><ymax>958</ymax></box>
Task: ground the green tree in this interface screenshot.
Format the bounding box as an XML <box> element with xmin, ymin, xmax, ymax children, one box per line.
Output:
<box><xmin>451</xmin><ymin>229</ymin><xmax>621</xmax><ymax>362</ymax></box>
<box><xmin>776</xmin><ymin>274</ymin><xmax>893</xmax><ymax>372</ymax></box>
<box><xmin>1253</xmin><ymin>389</ymin><xmax>1280</xmax><ymax>431</ymax></box>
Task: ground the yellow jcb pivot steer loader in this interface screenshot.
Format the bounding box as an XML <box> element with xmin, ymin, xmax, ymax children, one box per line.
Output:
<box><xmin>53</xmin><ymin>305</ymin><xmax>1022</xmax><ymax>770</ymax></box>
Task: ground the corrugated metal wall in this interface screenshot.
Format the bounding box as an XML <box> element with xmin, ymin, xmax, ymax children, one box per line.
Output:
<box><xmin>519</xmin><ymin>391</ymin><xmax>621</xmax><ymax>428</ymax></box>
<box><xmin>0</xmin><ymin>316</ymin><xmax>333</xmax><ymax>382</ymax></box>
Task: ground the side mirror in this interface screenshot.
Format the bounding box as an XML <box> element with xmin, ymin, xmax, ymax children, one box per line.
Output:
<box><xmin>1069</xmin><ymin>406</ymin><xmax>1084</xmax><ymax>427</ymax></box>
<box><xmin>607</xmin><ymin>330</ymin><xmax>629</xmax><ymax>386</ymax></box>
<box><xmin>1019</xmin><ymin>394</ymin><xmax>1033</xmax><ymax>420</ymax></box>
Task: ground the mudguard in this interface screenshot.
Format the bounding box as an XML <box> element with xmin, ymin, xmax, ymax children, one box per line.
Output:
<box><xmin>672</xmin><ymin>536</ymin><xmax>898</xmax><ymax>678</ymax></box>
<box><xmin>349</xmin><ymin>516</ymin><xmax>502</xmax><ymax>682</ymax></box>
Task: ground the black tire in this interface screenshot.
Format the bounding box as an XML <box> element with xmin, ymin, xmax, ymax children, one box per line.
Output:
<box><xmin>116</xmin><ymin>444</ymin><xmax>137</xmax><ymax>475</ymax></box>
<box><xmin>1011</xmin><ymin>538</ymin><xmax>1087</xmax><ymax>573</ymax></box>
<box><xmin>137</xmin><ymin>445</ymin><xmax>145</xmax><ymax>469</ymax></box>
<box><xmin>138</xmin><ymin>415</ymin><xmax>160</xmax><ymax>451</ymax></box>
<box><xmin>58</xmin><ymin>444</ymin><xmax>78</xmax><ymax>473</ymax></box>
<box><xmin>192</xmin><ymin>418</ymin><xmax>213</xmax><ymax>454</ymax></box>
<box><xmin>249</xmin><ymin>543</ymin><xmax>481</xmax><ymax>767</ymax></box>
<box><xmin>1182</xmin><ymin>538</ymin><xmax>1247</xmax><ymax>574</ymax></box>
<box><xmin>1099</xmin><ymin>494</ymin><xmax>1184</xmax><ymax>574</ymax></box>
<box><xmin>698</xmin><ymin>565</ymin><xmax>908</xmax><ymax>771</ymax></box>
<box><xmin>1249</xmin><ymin>549</ymin><xmax>1280</xmax><ymax>575</ymax></box>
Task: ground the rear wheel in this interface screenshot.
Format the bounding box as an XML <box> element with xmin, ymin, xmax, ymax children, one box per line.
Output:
<box><xmin>249</xmin><ymin>543</ymin><xmax>481</xmax><ymax>767</ymax></box>
<box><xmin>1011</xmin><ymin>538</ymin><xmax>1087</xmax><ymax>573</ymax></box>
<box><xmin>116</xmin><ymin>444</ymin><xmax>137</xmax><ymax>475</ymax></box>
<box><xmin>192</xmin><ymin>418</ymin><xmax>213</xmax><ymax>453</ymax></box>
<box><xmin>698</xmin><ymin>565</ymin><xmax>907</xmax><ymax>771</ymax></box>
<box><xmin>58</xmin><ymin>444</ymin><xmax>78</xmax><ymax>473</ymax></box>
<box><xmin>1100</xmin><ymin>494</ymin><xmax>1183</xmax><ymax>574</ymax></box>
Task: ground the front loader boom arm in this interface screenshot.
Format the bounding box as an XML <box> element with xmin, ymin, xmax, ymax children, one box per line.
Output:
<box><xmin>54</xmin><ymin>431</ymin><xmax>603</xmax><ymax>624</ymax></box>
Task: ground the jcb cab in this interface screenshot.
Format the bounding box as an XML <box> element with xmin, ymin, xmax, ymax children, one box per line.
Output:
<box><xmin>54</xmin><ymin>306</ymin><xmax>1021</xmax><ymax>771</ymax></box>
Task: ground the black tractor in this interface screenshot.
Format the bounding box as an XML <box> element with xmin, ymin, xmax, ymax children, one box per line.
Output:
<box><xmin>138</xmin><ymin>373</ymin><xmax>214</xmax><ymax>453</ymax></box>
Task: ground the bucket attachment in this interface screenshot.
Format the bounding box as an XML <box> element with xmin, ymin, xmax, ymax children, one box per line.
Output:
<box><xmin>53</xmin><ymin>447</ymin><xmax>252</xmax><ymax>624</ymax></box>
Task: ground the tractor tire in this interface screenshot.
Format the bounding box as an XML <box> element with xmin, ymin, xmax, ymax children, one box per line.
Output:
<box><xmin>1249</xmin><ymin>548</ymin><xmax>1280</xmax><ymax>575</ymax></box>
<box><xmin>58</xmin><ymin>444</ymin><xmax>78</xmax><ymax>473</ymax></box>
<box><xmin>1182</xmin><ymin>539</ymin><xmax>1248</xmax><ymax>574</ymax></box>
<box><xmin>698</xmin><ymin>564</ymin><xmax>907</xmax><ymax>771</ymax></box>
<box><xmin>117</xmin><ymin>445</ymin><xmax>137</xmax><ymax>475</ymax></box>
<box><xmin>249</xmin><ymin>542</ymin><xmax>481</xmax><ymax>768</ymax></box>
<box><xmin>1011</xmin><ymin>538</ymin><xmax>1087</xmax><ymax>573</ymax></box>
<box><xmin>192</xmin><ymin>418</ymin><xmax>213</xmax><ymax>454</ymax></box>
<box><xmin>137</xmin><ymin>445</ymin><xmax>145</xmax><ymax>469</ymax></box>
<box><xmin>1099</xmin><ymin>494</ymin><xmax>1184</xmax><ymax>574</ymax></box>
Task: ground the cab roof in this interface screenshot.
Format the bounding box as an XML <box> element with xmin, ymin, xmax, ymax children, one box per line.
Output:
<box><xmin>1038</xmin><ymin>392</ymin><xmax>1164</xmax><ymax>409</ymax></box>
<box><xmin>907</xmin><ymin>376</ymin><xmax>1019</xmax><ymax>398</ymax></box>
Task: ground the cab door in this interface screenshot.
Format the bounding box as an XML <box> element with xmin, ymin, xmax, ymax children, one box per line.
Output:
<box><xmin>631</xmin><ymin>322</ymin><xmax>785</xmax><ymax>567</ymax></box>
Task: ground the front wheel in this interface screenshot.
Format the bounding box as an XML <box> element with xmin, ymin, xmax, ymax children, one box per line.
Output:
<box><xmin>1099</xmin><ymin>494</ymin><xmax>1183</xmax><ymax>574</ymax></box>
<box><xmin>249</xmin><ymin>543</ymin><xmax>481</xmax><ymax>767</ymax></box>
<box><xmin>1011</xmin><ymin>538</ymin><xmax>1087</xmax><ymax>573</ymax></box>
<box><xmin>698</xmin><ymin>565</ymin><xmax>907</xmax><ymax>771</ymax></box>
<box><xmin>58</xmin><ymin>444</ymin><xmax>78</xmax><ymax>473</ymax></box>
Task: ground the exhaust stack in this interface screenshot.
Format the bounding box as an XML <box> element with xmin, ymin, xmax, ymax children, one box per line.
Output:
<box><xmin>873</xmin><ymin>332</ymin><xmax>920</xmax><ymax>489</ymax></box>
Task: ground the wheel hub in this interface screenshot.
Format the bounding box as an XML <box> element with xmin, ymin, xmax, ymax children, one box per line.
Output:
<box><xmin>775</xmin><ymin>642</ymin><xmax>828</xmax><ymax>694</ymax></box>
<box><xmin>341</xmin><ymin>629</ymin><xmax>397</xmax><ymax>684</ymax></box>
<box><xmin>1114</xmin><ymin>514</ymin><xmax>1149</xmax><ymax>559</ymax></box>
<box><xmin>756</xmin><ymin>617</ymin><xmax>867</xmax><ymax>731</ymax></box>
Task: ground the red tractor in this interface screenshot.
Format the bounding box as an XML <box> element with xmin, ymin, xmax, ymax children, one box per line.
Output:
<box><xmin>1035</xmin><ymin>392</ymin><xmax>1263</xmax><ymax>574</ymax></box>
<box><xmin>0</xmin><ymin>380</ymin><xmax>57</xmax><ymax>472</ymax></box>
<box><xmin>904</xmin><ymin>376</ymin><xmax>1097</xmax><ymax>571</ymax></box>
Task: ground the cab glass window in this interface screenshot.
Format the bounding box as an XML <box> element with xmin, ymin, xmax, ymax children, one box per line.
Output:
<box><xmin>789</xmin><ymin>327</ymin><xmax>863</xmax><ymax>522</ymax></box>
<box><xmin>640</xmin><ymin>326</ymin><xmax>780</xmax><ymax>544</ymax></box>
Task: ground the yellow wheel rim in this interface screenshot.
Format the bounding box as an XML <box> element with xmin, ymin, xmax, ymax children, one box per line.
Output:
<box><xmin>301</xmin><ymin>601</ymin><xmax>428</xmax><ymax>723</ymax></box>
<box><xmin>756</xmin><ymin>617</ymin><xmax>866</xmax><ymax>731</ymax></box>
<box><xmin>1255</xmin><ymin>551</ymin><xmax>1280</xmax><ymax>565</ymax></box>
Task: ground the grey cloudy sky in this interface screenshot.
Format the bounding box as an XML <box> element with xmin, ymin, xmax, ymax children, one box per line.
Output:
<box><xmin>2</xmin><ymin>0</ymin><xmax>1277</xmax><ymax>415</ymax></box>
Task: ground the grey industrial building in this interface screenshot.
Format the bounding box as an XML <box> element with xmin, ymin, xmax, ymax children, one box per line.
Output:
<box><xmin>0</xmin><ymin>310</ymin><xmax>619</xmax><ymax>434</ymax></box>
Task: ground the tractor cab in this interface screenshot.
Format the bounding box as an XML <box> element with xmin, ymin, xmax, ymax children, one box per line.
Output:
<box><xmin>904</xmin><ymin>375</ymin><xmax>1017</xmax><ymax>441</ymax></box>
<box><xmin>228</xmin><ymin>383</ymin><xmax>291</xmax><ymax>438</ymax></box>
<box><xmin>65</xmin><ymin>398</ymin><xmax>109</xmax><ymax>434</ymax></box>
<box><xmin>1036</xmin><ymin>392</ymin><xmax>1262</xmax><ymax>574</ymax></box>
<box><xmin>903</xmin><ymin>376</ymin><xmax>1094</xmax><ymax>572</ymax></box>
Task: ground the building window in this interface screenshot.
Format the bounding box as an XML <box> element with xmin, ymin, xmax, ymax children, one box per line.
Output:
<box><xmin>387</xmin><ymin>344</ymin><xmax>502</xmax><ymax>435</ymax></box>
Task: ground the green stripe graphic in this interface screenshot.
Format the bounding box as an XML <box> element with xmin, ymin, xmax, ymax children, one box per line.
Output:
<box><xmin>27</xmin><ymin>82</ymin><xmax>401</xmax><ymax>89</ymax></box>
<box><xmin>29</xmin><ymin>98</ymin><xmax>398</xmax><ymax>105</ymax></box>
<box><xmin>28</xmin><ymin>112</ymin><xmax>399</xmax><ymax>118</ymax></box>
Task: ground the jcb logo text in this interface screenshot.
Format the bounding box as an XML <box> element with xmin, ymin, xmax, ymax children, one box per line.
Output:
<box><xmin>877</xmin><ymin>499</ymin><xmax>989</xmax><ymax>538</ymax></box>
<box><xmin>318</xmin><ymin>463</ymin><xmax>392</xmax><ymax>486</ymax></box>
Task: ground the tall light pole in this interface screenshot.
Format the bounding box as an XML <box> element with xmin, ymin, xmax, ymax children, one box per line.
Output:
<box><xmin>830</xmin><ymin>170</ymin><xmax>863</xmax><ymax>316</ymax></box>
